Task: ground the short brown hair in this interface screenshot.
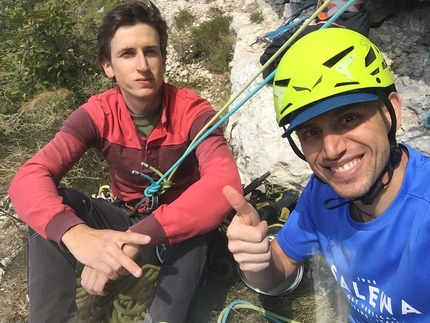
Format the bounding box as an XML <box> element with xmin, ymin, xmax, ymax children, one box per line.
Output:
<box><xmin>97</xmin><ymin>0</ymin><xmax>168</xmax><ymax>64</ymax></box>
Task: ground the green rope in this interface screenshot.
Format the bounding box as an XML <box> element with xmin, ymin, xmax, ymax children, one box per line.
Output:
<box><xmin>76</xmin><ymin>264</ymin><xmax>160</xmax><ymax>323</ymax></box>
<box><xmin>218</xmin><ymin>300</ymin><xmax>302</xmax><ymax>323</ymax></box>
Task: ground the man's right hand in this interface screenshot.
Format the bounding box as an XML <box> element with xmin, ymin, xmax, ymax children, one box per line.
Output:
<box><xmin>223</xmin><ymin>185</ymin><xmax>272</xmax><ymax>272</ymax></box>
<box><xmin>61</xmin><ymin>224</ymin><xmax>151</xmax><ymax>280</ymax></box>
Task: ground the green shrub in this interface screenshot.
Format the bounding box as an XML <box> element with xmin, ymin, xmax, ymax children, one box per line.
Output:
<box><xmin>250</xmin><ymin>11</ymin><xmax>264</xmax><ymax>24</ymax></box>
<box><xmin>191</xmin><ymin>15</ymin><xmax>234</xmax><ymax>73</ymax></box>
<box><xmin>173</xmin><ymin>15</ymin><xmax>234</xmax><ymax>74</ymax></box>
<box><xmin>174</xmin><ymin>8</ymin><xmax>195</xmax><ymax>30</ymax></box>
<box><xmin>0</xmin><ymin>0</ymin><xmax>102</xmax><ymax>114</ymax></box>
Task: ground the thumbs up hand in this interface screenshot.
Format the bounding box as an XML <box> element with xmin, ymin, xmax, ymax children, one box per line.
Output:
<box><xmin>223</xmin><ymin>185</ymin><xmax>272</xmax><ymax>272</ymax></box>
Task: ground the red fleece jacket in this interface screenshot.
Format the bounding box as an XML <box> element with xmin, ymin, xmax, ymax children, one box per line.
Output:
<box><xmin>8</xmin><ymin>83</ymin><xmax>242</xmax><ymax>247</ymax></box>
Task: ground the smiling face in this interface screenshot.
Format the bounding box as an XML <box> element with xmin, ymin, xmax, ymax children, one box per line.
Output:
<box><xmin>102</xmin><ymin>23</ymin><xmax>166</xmax><ymax>114</ymax></box>
<box><xmin>294</xmin><ymin>98</ymin><xmax>396</xmax><ymax>200</ymax></box>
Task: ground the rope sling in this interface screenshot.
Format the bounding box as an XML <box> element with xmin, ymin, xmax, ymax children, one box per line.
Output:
<box><xmin>75</xmin><ymin>1</ymin><xmax>357</xmax><ymax>321</ymax></box>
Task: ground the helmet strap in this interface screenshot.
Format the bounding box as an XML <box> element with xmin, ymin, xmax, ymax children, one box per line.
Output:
<box><xmin>286</xmin><ymin>133</ymin><xmax>307</xmax><ymax>161</ymax></box>
<box><xmin>354</xmin><ymin>89</ymin><xmax>401</xmax><ymax>205</ymax></box>
<box><xmin>377</xmin><ymin>88</ymin><xmax>397</xmax><ymax>146</ymax></box>
<box><xmin>323</xmin><ymin>146</ymin><xmax>402</xmax><ymax>210</ymax></box>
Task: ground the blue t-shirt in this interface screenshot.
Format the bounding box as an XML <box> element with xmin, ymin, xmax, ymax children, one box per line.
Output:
<box><xmin>277</xmin><ymin>144</ymin><xmax>430</xmax><ymax>322</ymax></box>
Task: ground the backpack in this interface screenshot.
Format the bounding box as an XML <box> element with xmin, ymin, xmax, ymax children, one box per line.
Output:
<box><xmin>260</xmin><ymin>5</ymin><xmax>370</xmax><ymax>83</ymax></box>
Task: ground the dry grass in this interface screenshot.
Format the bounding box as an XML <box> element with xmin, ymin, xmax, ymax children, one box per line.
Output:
<box><xmin>0</xmin><ymin>214</ymin><xmax>27</xmax><ymax>323</ymax></box>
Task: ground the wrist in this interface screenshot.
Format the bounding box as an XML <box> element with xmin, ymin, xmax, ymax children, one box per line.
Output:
<box><xmin>61</xmin><ymin>223</ymin><xmax>89</xmax><ymax>247</ymax></box>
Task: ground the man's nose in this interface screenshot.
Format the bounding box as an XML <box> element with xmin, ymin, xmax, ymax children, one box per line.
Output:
<box><xmin>136</xmin><ymin>53</ymin><xmax>149</xmax><ymax>71</ymax></box>
<box><xmin>322</xmin><ymin>132</ymin><xmax>346</xmax><ymax>160</ymax></box>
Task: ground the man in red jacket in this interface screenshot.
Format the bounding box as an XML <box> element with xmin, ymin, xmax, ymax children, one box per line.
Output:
<box><xmin>8</xmin><ymin>1</ymin><xmax>242</xmax><ymax>322</ymax></box>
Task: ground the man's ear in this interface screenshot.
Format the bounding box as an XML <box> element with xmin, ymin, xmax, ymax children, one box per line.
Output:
<box><xmin>388</xmin><ymin>92</ymin><xmax>402</xmax><ymax>131</ymax></box>
<box><xmin>101</xmin><ymin>60</ymin><xmax>115</xmax><ymax>79</ymax></box>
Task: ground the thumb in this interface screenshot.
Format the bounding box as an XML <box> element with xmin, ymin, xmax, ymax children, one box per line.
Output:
<box><xmin>223</xmin><ymin>185</ymin><xmax>261</xmax><ymax>227</ymax></box>
<box><xmin>123</xmin><ymin>231</ymin><xmax>152</xmax><ymax>245</ymax></box>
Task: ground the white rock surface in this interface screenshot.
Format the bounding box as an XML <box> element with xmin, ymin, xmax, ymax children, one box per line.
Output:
<box><xmin>225</xmin><ymin>0</ymin><xmax>430</xmax><ymax>190</ymax></box>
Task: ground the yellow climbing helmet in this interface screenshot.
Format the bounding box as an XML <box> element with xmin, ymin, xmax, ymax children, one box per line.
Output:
<box><xmin>273</xmin><ymin>27</ymin><xmax>394</xmax><ymax>134</ymax></box>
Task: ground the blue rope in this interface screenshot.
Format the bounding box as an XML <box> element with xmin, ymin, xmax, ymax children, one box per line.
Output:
<box><xmin>143</xmin><ymin>0</ymin><xmax>358</xmax><ymax>198</ymax></box>
<box><xmin>143</xmin><ymin>70</ymin><xmax>276</xmax><ymax>197</ymax></box>
<box><xmin>256</xmin><ymin>2</ymin><xmax>316</xmax><ymax>43</ymax></box>
<box><xmin>265</xmin><ymin>17</ymin><xmax>309</xmax><ymax>42</ymax></box>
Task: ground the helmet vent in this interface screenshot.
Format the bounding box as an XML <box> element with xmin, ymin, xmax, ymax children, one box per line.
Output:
<box><xmin>371</xmin><ymin>68</ymin><xmax>380</xmax><ymax>76</ymax></box>
<box><xmin>365</xmin><ymin>47</ymin><xmax>377</xmax><ymax>67</ymax></box>
<box><xmin>334</xmin><ymin>81</ymin><xmax>360</xmax><ymax>87</ymax></box>
<box><xmin>274</xmin><ymin>79</ymin><xmax>291</xmax><ymax>87</ymax></box>
<box><xmin>323</xmin><ymin>46</ymin><xmax>354</xmax><ymax>68</ymax></box>
<box><xmin>382</xmin><ymin>59</ymin><xmax>388</xmax><ymax>69</ymax></box>
<box><xmin>313</xmin><ymin>75</ymin><xmax>323</xmax><ymax>88</ymax></box>
<box><xmin>280</xmin><ymin>103</ymin><xmax>292</xmax><ymax>115</ymax></box>
<box><xmin>293</xmin><ymin>86</ymin><xmax>311</xmax><ymax>92</ymax></box>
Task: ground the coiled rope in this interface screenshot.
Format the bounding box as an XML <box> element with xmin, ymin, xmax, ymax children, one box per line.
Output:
<box><xmin>76</xmin><ymin>264</ymin><xmax>160</xmax><ymax>323</ymax></box>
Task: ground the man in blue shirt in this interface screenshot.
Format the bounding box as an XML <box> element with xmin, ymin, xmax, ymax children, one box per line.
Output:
<box><xmin>224</xmin><ymin>27</ymin><xmax>430</xmax><ymax>322</ymax></box>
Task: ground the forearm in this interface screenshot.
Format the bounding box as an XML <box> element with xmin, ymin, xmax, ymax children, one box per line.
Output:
<box><xmin>8</xmin><ymin>131</ymin><xmax>88</xmax><ymax>238</ymax></box>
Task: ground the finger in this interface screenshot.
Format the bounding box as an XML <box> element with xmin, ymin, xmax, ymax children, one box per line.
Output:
<box><xmin>82</xmin><ymin>266</ymin><xmax>112</xmax><ymax>296</ymax></box>
<box><xmin>232</xmin><ymin>244</ymin><xmax>272</xmax><ymax>272</ymax></box>
<box><xmin>226</xmin><ymin>219</ymin><xmax>268</xmax><ymax>242</ymax></box>
<box><xmin>228</xmin><ymin>233</ymin><xmax>270</xmax><ymax>254</ymax></box>
<box><xmin>89</xmin><ymin>253</ymin><xmax>122</xmax><ymax>280</ymax></box>
<box><xmin>234</xmin><ymin>250</ymin><xmax>272</xmax><ymax>266</ymax></box>
<box><xmin>119</xmin><ymin>232</ymin><xmax>152</xmax><ymax>246</ymax></box>
<box><xmin>93</xmin><ymin>274</ymin><xmax>110</xmax><ymax>296</ymax></box>
<box><xmin>238</xmin><ymin>261</ymin><xmax>271</xmax><ymax>273</ymax></box>
<box><xmin>118</xmin><ymin>267</ymin><xmax>131</xmax><ymax>276</ymax></box>
<box><xmin>113</xmin><ymin>251</ymin><xmax>142</xmax><ymax>278</ymax></box>
<box><xmin>223</xmin><ymin>185</ymin><xmax>260</xmax><ymax>226</ymax></box>
<box><xmin>81</xmin><ymin>266</ymin><xmax>98</xmax><ymax>295</ymax></box>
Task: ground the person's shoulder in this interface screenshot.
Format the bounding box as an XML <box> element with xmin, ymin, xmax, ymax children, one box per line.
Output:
<box><xmin>86</xmin><ymin>87</ymin><xmax>119</xmax><ymax>104</ymax></box>
<box><xmin>405</xmin><ymin>144</ymin><xmax>430</xmax><ymax>170</ymax></box>
<box><xmin>163</xmin><ymin>82</ymin><xmax>206</xmax><ymax>103</ymax></box>
<box><xmin>84</xmin><ymin>87</ymin><xmax>121</xmax><ymax>114</ymax></box>
<box><xmin>402</xmin><ymin>144</ymin><xmax>430</xmax><ymax>198</ymax></box>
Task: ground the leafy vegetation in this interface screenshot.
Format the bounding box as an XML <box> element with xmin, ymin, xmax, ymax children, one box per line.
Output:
<box><xmin>173</xmin><ymin>7</ymin><xmax>196</xmax><ymax>29</ymax></box>
<box><xmin>0</xmin><ymin>0</ymin><xmax>108</xmax><ymax>114</ymax></box>
<box><xmin>172</xmin><ymin>11</ymin><xmax>235</xmax><ymax>73</ymax></box>
<box><xmin>250</xmin><ymin>10</ymin><xmax>264</xmax><ymax>24</ymax></box>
